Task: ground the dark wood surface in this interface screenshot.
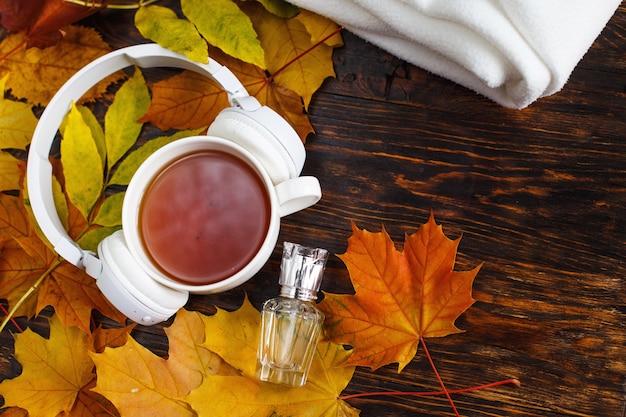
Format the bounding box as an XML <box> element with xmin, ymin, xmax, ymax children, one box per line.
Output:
<box><xmin>2</xmin><ymin>3</ymin><xmax>626</xmax><ymax>416</ymax></box>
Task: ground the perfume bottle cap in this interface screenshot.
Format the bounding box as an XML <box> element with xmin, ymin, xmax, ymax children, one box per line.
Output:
<box><xmin>279</xmin><ymin>242</ymin><xmax>329</xmax><ymax>300</ymax></box>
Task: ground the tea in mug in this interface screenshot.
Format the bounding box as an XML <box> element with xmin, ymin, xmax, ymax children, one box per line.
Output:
<box><xmin>139</xmin><ymin>150</ymin><xmax>271</xmax><ymax>285</ymax></box>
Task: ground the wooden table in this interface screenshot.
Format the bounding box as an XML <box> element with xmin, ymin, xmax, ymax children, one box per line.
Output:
<box><xmin>2</xmin><ymin>3</ymin><xmax>625</xmax><ymax>417</ymax></box>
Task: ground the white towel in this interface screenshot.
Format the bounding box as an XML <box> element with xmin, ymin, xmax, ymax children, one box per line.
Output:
<box><xmin>289</xmin><ymin>0</ymin><xmax>621</xmax><ymax>108</ymax></box>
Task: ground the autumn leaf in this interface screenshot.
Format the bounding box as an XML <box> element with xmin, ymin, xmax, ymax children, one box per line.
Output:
<box><xmin>91</xmin><ymin>191</ymin><xmax>124</xmax><ymax>228</ymax></box>
<box><xmin>197</xmin><ymin>294</ymin><xmax>261</xmax><ymax>377</ymax></box>
<box><xmin>0</xmin><ymin>73</ymin><xmax>36</xmax><ymax>191</ymax></box>
<box><xmin>0</xmin><ymin>25</ymin><xmax>122</xmax><ymax>106</ymax></box>
<box><xmin>319</xmin><ymin>213</ymin><xmax>482</xmax><ymax>371</ymax></box>
<box><xmin>254</xmin><ymin>0</ymin><xmax>300</xmax><ymax>18</ymax></box>
<box><xmin>135</xmin><ymin>4</ymin><xmax>208</xmax><ymax>64</ymax></box>
<box><xmin>185</xmin><ymin>342</ymin><xmax>359</xmax><ymax>417</ymax></box>
<box><xmin>0</xmin><ymin>0</ymin><xmax>109</xmax><ymax>48</ymax></box>
<box><xmin>0</xmin><ymin>315</ymin><xmax>94</xmax><ymax>417</ymax></box>
<box><xmin>0</xmin><ymin>62</ymin><xmax>203</xmax><ymax>333</ymax></box>
<box><xmin>0</xmin><ymin>233</ymin><xmax>45</xmax><ymax>319</ymax></box>
<box><xmin>61</xmin><ymin>102</ymin><xmax>104</xmax><ymax>219</ymax></box>
<box><xmin>107</xmin><ymin>129</ymin><xmax>205</xmax><ymax>186</ymax></box>
<box><xmin>103</xmin><ymin>67</ymin><xmax>151</xmax><ymax>169</ymax></box>
<box><xmin>138</xmin><ymin>69</ymin><xmax>229</xmax><ymax>131</ymax></box>
<box><xmin>91</xmin><ymin>298</ymin><xmax>358</xmax><ymax>417</ymax></box>
<box><xmin>92</xmin><ymin>323</ymin><xmax>135</xmax><ymax>353</ymax></box>
<box><xmin>0</xmin><ymin>313</ymin><xmax>128</xmax><ymax>417</ymax></box>
<box><xmin>90</xmin><ymin>309</ymin><xmax>238</xmax><ymax>417</ymax></box>
<box><xmin>0</xmin><ymin>407</ymin><xmax>28</xmax><ymax>417</ymax></box>
<box><xmin>36</xmin><ymin>259</ymin><xmax>127</xmax><ymax>333</ymax></box>
<box><xmin>136</xmin><ymin>5</ymin><xmax>340</xmax><ymax>139</ymax></box>
<box><xmin>0</xmin><ymin>152</ymin><xmax>22</xmax><ymax>192</ymax></box>
<box><xmin>182</xmin><ymin>0</ymin><xmax>265</xmax><ymax>68</ymax></box>
<box><xmin>245</xmin><ymin>2</ymin><xmax>337</xmax><ymax>110</ymax></box>
<box><xmin>186</xmin><ymin>297</ymin><xmax>358</xmax><ymax>417</ymax></box>
<box><xmin>0</xmin><ymin>163</ymin><xmax>125</xmax><ymax>332</ymax></box>
<box><xmin>139</xmin><ymin>47</ymin><xmax>315</xmax><ymax>139</ymax></box>
<box><xmin>68</xmin><ymin>380</ymin><xmax>121</xmax><ymax>417</ymax></box>
<box><xmin>0</xmin><ymin>74</ymin><xmax>37</xmax><ymax>150</ymax></box>
<box><xmin>295</xmin><ymin>10</ymin><xmax>344</xmax><ymax>48</ymax></box>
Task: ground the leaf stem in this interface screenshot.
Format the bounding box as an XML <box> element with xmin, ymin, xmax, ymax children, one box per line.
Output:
<box><xmin>421</xmin><ymin>336</ymin><xmax>460</xmax><ymax>416</ymax></box>
<box><xmin>0</xmin><ymin>304</ymin><xmax>23</xmax><ymax>332</ymax></box>
<box><xmin>63</xmin><ymin>0</ymin><xmax>159</xmax><ymax>9</ymax></box>
<box><xmin>339</xmin><ymin>378</ymin><xmax>521</xmax><ymax>401</ymax></box>
<box><xmin>0</xmin><ymin>259</ymin><xmax>61</xmax><ymax>334</ymax></box>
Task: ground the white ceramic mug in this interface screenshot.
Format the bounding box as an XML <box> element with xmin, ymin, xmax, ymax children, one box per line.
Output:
<box><xmin>122</xmin><ymin>135</ymin><xmax>321</xmax><ymax>294</ymax></box>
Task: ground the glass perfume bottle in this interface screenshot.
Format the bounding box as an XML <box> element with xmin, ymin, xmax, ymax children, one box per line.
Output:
<box><xmin>256</xmin><ymin>242</ymin><xmax>329</xmax><ymax>387</ymax></box>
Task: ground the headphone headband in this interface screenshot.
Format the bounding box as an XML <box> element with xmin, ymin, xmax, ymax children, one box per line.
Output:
<box><xmin>27</xmin><ymin>44</ymin><xmax>250</xmax><ymax>273</ymax></box>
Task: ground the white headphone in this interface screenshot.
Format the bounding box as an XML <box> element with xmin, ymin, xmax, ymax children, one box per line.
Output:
<box><xmin>27</xmin><ymin>44</ymin><xmax>310</xmax><ymax>325</ymax></box>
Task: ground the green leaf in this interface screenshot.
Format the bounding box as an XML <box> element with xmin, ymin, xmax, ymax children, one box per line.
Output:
<box><xmin>93</xmin><ymin>191</ymin><xmax>125</xmax><ymax>227</ymax></box>
<box><xmin>108</xmin><ymin>129</ymin><xmax>204</xmax><ymax>186</ymax></box>
<box><xmin>61</xmin><ymin>104</ymin><xmax>106</xmax><ymax>167</ymax></box>
<box><xmin>251</xmin><ymin>0</ymin><xmax>300</xmax><ymax>18</ymax></box>
<box><xmin>51</xmin><ymin>175</ymin><xmax>69</xmax><ymax>231</ymax></box>
<box><xmin>104</xmin><ymin>68</ymin><xmax>151</xmax><ymax>169</ymax></box>
<box><xmin>182</xmin><ymin>0</ymin><xmax>265</xmax><ymax>68</ymax></box>
<box><xmin>61</xmin><ymin>102</ymin><xmax>104</xmax><ymax>218</ymax></box>
<box><xmin>135</xmin><ymin>5</ymin><xmax>208</xmax><ymax>63</ymax></box>
<box><xmin>77</xmin><ymin>226</ymin><xmax>121</xmax><ymax>253</ymax></box>
<box><xmin>77</xmin><ymin>105</ymin><xmax>106</xmax><ymax>167</ymax></box>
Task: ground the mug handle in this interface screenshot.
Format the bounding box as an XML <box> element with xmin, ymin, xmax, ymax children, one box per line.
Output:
<box><xmin>274</xmin><ymin>176</ymin><xmax>322</xmax><ymax>217</ymax></box>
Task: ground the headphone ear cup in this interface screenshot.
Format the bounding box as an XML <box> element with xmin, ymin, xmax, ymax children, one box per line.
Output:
<box><xmin>96</xmin><ymin>230</ymin><xmax>188</xmax><ymax>325</ymax></box>
<box><xmin>207</xmin><ymin>106</ymin><xmax>304</xmax><ymax>184</ymax></box>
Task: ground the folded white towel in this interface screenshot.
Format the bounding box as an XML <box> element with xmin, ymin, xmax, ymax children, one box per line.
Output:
<box><xmin>289</xmin><ymin>0</ymin><xmax>621</xmax><ymax>108</ymax></box>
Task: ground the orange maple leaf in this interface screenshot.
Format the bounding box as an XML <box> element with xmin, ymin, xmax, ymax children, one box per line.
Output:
<box><xmin>320</xmin><ymin>213</ymin><xmax>482</xmax><ymax>371</ymax></box>
<box><xmin>0</xmin><ymin>182</ymin><xmax>125</xmax><ymax>332</ymax></box>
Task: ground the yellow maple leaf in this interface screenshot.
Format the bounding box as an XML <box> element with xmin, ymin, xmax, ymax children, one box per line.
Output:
<box><xmin>0</xmin><ymin>73</ymin><xmax>36</xmax><ymax>192</ymax></box>
<box><xmin>0</xmin><ymin>152</ymin><xmax>23</xmax><ymax>193</ymax></box>
<box><xmin>187</xmin><ymin>297</ymin><xmax>358</xmax><ymax>417</ymax></box>
<box><xmin>0</xmin><ymin>74</ymin><xmax>38</xmax><ymax>151</ymax></box>
<box><xmin>0</xmin><ymin>315</ymin><xmax>94</xmax><ymax>417</ymax></box>
<box><xmin>320</xmin><ymin>213</ymin><xmax>482</xmax><ymax>371</ymax></box>
<box><xmin>92</xmin><ymin>298</ymin><xmax>358</xmax><ymax>417</ymax></box>
<box><xmin>295</xmin><ymin>10</ymin><xmax>344</xmax><ymax>48</ymax></box>
<box><xmin>92</xmin><ymin>323</ymin><xmax>136</xmax><ymax>353</ymax></box>
<box><xmin>245</xmin><ymin>2</ymin><xmax>337</xmax><ymax>110</ymax></box>
<box><xmin>0</xmin><ymin>25</ymin><xmax>123</xmax><ymax>106</ymax></box>
<box><xmin>197</xmin><ymin>294</ymin><xmax>261</xmax><ymax>377</ymax></box>
<box><xmin>90</xmin><ymin>309</ymin><xmax>237</xmax><ymax>417</ymax></box>
<box><xmin>185</xmin><ymin>341</ymin><xmax>359</xmax><ymax>417</ymax></box>
<box><xmin>90</xmin><ymin>337</ymin><xmax>197</xmax><ymax>417</ymax></box>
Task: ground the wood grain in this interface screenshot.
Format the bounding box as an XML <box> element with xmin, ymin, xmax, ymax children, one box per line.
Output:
<box><xmin>1</xmin><ymin>2</ymin><xmax>625</xmax><ymax>417</ymax></box>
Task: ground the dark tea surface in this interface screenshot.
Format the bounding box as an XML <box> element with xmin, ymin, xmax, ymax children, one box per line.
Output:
<box><xmin>139</xmin><ymin>150</ymin><xmax>271</xmax><ymax>285</ymax></box>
